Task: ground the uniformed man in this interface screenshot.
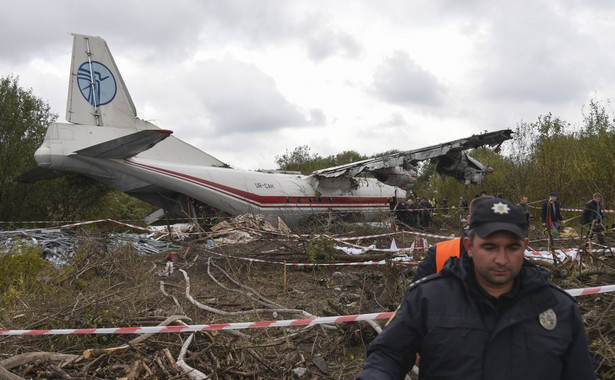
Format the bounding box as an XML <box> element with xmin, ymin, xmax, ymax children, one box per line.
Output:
<box><xmin>581</xmin><ymin>192</ymin><xmax>605</xmax><ymax>245</ymax></box>
<box><xmin>357</xmin><ymin>198</ymin><xmax>595</xmax><ymax>380</ymax></box>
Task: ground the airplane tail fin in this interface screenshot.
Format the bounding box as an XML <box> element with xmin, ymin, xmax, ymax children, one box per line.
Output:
<box><xmin>67</xmin><ymin>34</ymin><xmax>138</xmax><ymax>128</ymax></box>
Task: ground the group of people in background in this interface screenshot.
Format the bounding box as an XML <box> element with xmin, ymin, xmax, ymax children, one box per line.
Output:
<box><xmin>390</xmin><ymin>197</ymin><xmax>433</xmax><ymax>228</ymax></box>
<box><xmin>391</xmin><ymin>190</ymin><xmax>608</xmax><ymax>246</ymax></box>
<box><xmin>538</xmin><ymin>191</ymin><xmax>605</xmax><ymax>245</ymax></box>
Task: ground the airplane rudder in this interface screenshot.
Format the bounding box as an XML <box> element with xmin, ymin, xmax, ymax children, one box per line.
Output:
<box><xmin>66</xmin><ymin>34</ymin><xmax>137</xmax><ymax>128</ymax></box>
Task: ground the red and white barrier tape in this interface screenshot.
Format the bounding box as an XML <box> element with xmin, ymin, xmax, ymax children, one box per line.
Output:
<box><xmin>566</xmin><ymin>284</ymin><xmax>615</xmax><ymax>296</ymax></box>
<box><xmin>2</xmin><ymin>284</ymin><xmax>614</xmax><ymax>336</ymax></box>
<box><xmin>207</xmin><ymin>246</ymin><xmax>610</xmax><ymax>267</ymax></box>
<box><xmin>59</xmin><ymin>218</ymin><xmax>154</xmax><ymax>232</ymax></box>
<box><xmin>333</xmin><ymin>232</ymin><xmax>402</xmax><ymax>242</ymax></box>
<box><xmin>561</xmin><ymin>207</ymin><xmax>615</xmax><ymax>213</ymax></box>
<box><xmin>7</xmin><ymin>218</ymin><xmax>156</xmax><ymax>233</ymax></box>
<box><xmin>0</xmin><ymin>312</ymin><xmax>393</xmax><ymax>336</ymax></box>
<box><xmin>205</xmin><ymin>248</ymin><xmax>417</xmax><ymax>266</ymax></box>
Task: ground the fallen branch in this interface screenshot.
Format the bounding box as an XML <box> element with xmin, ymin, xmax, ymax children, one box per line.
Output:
<box><xmin>0</xmin><ymin>365</ymin><xmax>25</xmax><ymax>380</ymax></box>
<box><xmin>179</xmin><ymin>269</ymin><xmax>313</xmax><ymax>318</ymax></box>
<box><xmin>0</xmin><ymin>352</ymin><xmax>80</xmax><ymax>370</ymax></box>
<box><xmin>177</xmin><ymin>334</ymin><xmax>209</xmax><ymax>380</ymax></box>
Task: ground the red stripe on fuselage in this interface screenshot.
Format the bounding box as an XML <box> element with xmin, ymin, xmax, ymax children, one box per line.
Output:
<box><xmin>124</xmin><ymin>160</ymin><xmax>391</xmax><ymax>210</ymax></box>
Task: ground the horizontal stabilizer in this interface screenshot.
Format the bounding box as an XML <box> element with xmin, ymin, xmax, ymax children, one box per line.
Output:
<box><xmin>16</xmin><ymin>167</ymin><xmax>67</xmax><ymax>183</ymax></box>
<box><xmin>75</xmin><ymin>129</ymin><xmax>173</xmax><ymax>159</ymax></box>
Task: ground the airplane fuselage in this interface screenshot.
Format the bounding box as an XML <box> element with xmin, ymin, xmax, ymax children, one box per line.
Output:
<box><xmin>124</xmin><ymin>159</ymin><xmax>397</xmax><ymax>225</ymax></box>
<box><xmin>33</xmin><ymin>123</ymin><xmax>398</xmax><ymax>225</ymax></box>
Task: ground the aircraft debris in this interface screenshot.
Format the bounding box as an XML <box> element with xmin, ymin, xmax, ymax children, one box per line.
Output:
<box><xmin>0</xmin><ymin>228</ymin><xmax>180</xmax><ymax>267</ymax></box>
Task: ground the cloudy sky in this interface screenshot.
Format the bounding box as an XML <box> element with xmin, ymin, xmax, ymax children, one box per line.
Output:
<box><xmin>1</xmin><ymin>0</ymin><xmax>613</xmax><ymax>170</ymax></box>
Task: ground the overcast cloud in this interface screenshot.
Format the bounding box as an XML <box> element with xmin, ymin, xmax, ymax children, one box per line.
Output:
<box><xmin>1</xmin><ymin>0</ymin><xmax>614</xmax><ymax>169</ymax></box>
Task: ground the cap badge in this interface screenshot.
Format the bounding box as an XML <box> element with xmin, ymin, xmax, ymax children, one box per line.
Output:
<box><xmin>491</xmin><ymin>202</ymin><xmax>510</xmax><ymax>215</ymax></box>
<box><xmin>538</xmin><ymin>308</ymin><xmax>557</xmax><ymax>330</ymax></box>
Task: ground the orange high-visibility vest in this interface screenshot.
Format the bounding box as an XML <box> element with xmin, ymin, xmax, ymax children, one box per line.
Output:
<box><xmin>435</xmin><ymin>237</ymin><xmax>462</xmax><ymax>273</ymax></box>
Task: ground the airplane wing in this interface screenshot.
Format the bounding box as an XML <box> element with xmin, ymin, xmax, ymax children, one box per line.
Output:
<box><xmin>311</xmin><ymin>129</ymin><xmax>513</xmax><ymax>190</ymax></box>
<box><xmin>74</xmin><ymin>129</ymin><xmax>173</xmax><ymax>159</ymax></box>
<box><xmin>16</xmin><ymin>166</ymin><xmax>67</xmax><ymax>183</ymax></box>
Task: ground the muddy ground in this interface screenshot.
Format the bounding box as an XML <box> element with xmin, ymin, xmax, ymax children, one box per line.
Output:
<box><xmin>1</xmin><ymin>213</ymin><xmax>614</xmax><ymax>379</ymax></box>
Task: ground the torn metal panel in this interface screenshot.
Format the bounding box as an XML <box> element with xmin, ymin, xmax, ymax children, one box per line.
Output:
<box><xmin>312</xmin><ymin>156</ymin><xmax>404</xmax><ymax>178</ymax></box>
<box><xmin>0</xmin><ymin>228</ymin><xmax>180</xmax><ymax>268</ymax></box>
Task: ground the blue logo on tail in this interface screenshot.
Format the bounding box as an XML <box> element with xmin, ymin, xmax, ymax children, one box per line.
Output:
<box><xmin>77</xmin><ymin>61</ymin><xmax>116</xmax><ymax>106</ymax></box>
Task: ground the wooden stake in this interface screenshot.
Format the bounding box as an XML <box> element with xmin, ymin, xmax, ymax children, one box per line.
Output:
<box><xmin>283</xmin><ymin>261</ymin><xmax>287</xmax><ymax>292</ymax></box>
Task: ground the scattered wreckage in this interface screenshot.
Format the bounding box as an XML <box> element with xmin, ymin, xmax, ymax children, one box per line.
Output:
<box><xmin>0</xmin><ymin>226</ymin><xmax>181</xmax><ymax>267</ymax></box>
<box><xmin>0</xmin><ymin>212</ymin><xmax>614</xmax><ymax>378</ymax></box>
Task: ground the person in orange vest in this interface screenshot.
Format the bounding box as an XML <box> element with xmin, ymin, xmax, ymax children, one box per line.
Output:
<box><xmin>412</xmin><ymin>196</ymin><xmax>494</xmax><ymax>281</ymax></box>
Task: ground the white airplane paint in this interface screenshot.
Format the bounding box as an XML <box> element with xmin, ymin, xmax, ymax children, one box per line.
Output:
<box><xmin>20</xmin><ymin>34</ymin><xmax>513</xmax><ymax>226</ymax></box>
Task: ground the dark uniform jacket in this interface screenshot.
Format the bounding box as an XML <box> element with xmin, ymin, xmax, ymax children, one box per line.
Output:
<box><xmin>357</xmin><ymin>257</ymin><xmax>595</xmax><ymax>380</ymax></box>
<box><xmin>581</xmin><ymin>199</ymin><xmax>603</xmax><ymax>226</ymax></box>
<box><xmin>542</xmin><ymin>200</ymin><xmax>563</xmax><ymax>224</ymax></box>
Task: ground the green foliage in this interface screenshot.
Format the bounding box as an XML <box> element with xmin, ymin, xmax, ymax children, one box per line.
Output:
<box><xmin>40</xmin><ymin>175</ymin><xmax>156</xmax><ymax>222</ymax></box>
<box><xmin>276</xmin><ymin>145</ymin><xmax>368</xmax><ymax>174</ymax></box>
<box><xmin>305</xmin><ymin>236</ymin><xmax>336</xmax><ymax>262</ymax></box>
<box><xmin>0</xmin><ymin>75</ymin><xmax>57</xmax><ymax>221</ymax></box>
<box><xmin>0</xmin><ymin>243</ymin><xmax>51</xmax><ymax>306</ymax></box>
<box><xmin>275</xmin><ymin>145</ymin><xmax>323</xmax><ymax>174</ymax></box>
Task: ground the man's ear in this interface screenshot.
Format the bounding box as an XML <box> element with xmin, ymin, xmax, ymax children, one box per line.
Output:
<box><xmin>463</xmin><ymin>237</ymin><xmax>473</xmax><ymax>257</ymax></box>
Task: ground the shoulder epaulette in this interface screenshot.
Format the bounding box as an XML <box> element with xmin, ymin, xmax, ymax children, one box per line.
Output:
<box><xmin>407</xmin><ymin>272</ymin><xmax>442</xmax><ymax>291</ymax></box>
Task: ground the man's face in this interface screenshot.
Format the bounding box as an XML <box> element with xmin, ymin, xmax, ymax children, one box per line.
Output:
<box><xmin>594</xmin><ymin>196</ymin><xmax>602</xmax><ymax>203</ymax></box>
<box><xmin>521</xmin><ymin>197</ymin><xmax>528</xmax><ymax>204</ymax></box>
<box><xmin>550</xmin><ymin>195</ymin><xmax>557</xmax><ymax>202</ymax></box>
<box><xmin>463</xmin><ymin>231</ymin><xmax>528</xmax><ymax>298</ymax></box>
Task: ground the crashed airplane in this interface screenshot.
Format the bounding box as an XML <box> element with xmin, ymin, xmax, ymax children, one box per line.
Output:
<box><xmin>20</xmin><ymin>34</ymin><xmax>513</xmax><ymax>226</ymax></box>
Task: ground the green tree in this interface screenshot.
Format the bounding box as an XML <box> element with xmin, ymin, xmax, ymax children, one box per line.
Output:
<box><xmin>568</xmin><ymin>99</ymin><xmax>615</xmax><ymax>203</ymax></box>
<box><xmin>537</xmin><ymin>114</ymin><xmax>570</xmax><ymax>187</ymax></box>
<box><xmin>0</xmin><ymin>75</ymin><xmax>57</xmax><ymax>221</ymax></box>
<box><xmin>275</xmin><ymin>145</ymin><xmax>323</xmax><ymax>174</ymax></box>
